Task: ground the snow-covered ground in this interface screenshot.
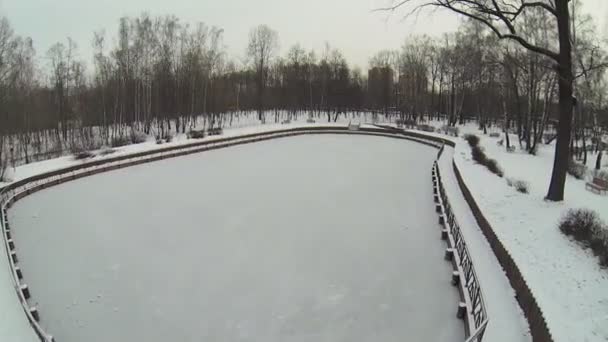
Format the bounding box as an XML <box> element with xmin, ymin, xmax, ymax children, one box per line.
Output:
<box><xmin>9</xmin><ymin>135</ymin><xmax>463</xmax><ymax>342</ymax></box>
<box><xmin>451</xmin><ymin>125</ymin><xmax>608</xmax><ymax>341</ymax></box>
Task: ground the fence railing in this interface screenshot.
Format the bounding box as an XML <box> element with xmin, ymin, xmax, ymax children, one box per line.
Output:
<box><xmin>433</xmin><ymin>159</ymin><xmax>489</xmax><ymax>342</ymax></box>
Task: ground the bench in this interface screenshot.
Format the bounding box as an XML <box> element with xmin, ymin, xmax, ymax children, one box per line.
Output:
<box><xmin>586</xmin><ymin>177</ymin><xmax>608</xmax><ymax>194</ymax></box>
<box><xmin>207</xmin><ymin>127</ymin><xmax>223</xmax><ymax>136</ymax></box>
<box><xmin>507</xmin><ymin>145</ymin><xmax>516</xmax><ymax>152</ymax></box>
<box><xmin>348</xmin><ymin>122</ymin><xmax>360</xmax><ymax>131</ymax></box>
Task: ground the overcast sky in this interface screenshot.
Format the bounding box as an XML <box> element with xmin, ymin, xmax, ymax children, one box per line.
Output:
<box><xmin>1</xmin><ymin>0</ymin><xmax>607</xmax><ymax>70</ymax></box>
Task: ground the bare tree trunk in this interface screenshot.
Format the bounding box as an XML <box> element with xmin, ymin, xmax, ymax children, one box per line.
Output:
<box><xmin>546</xmin><ymin>0</ymin><xmax>574</xmax><ymax>201</ymax></box>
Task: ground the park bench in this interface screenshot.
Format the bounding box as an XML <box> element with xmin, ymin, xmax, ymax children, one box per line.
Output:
<box><xmin>586</xmin><ymin>177</ymin><xmax>608</xmax><ymax>194</ymax></box>
<box><xmin>348</xmin><ymin>122</ymin><xmax>360</xmax><ymax>131</ymax></box>
<box><xmin>207</xmin><ymin>127</ymin><xmax>223</xmax><ymax>136</ymax></box>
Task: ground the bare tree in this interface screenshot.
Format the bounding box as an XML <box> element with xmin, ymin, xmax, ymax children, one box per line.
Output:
<box><xmin>247</xmin><ymin>24</ymin><xmax>278</xmax><ymax>123</ymax></box>
<box><xmin>383</xmin><ymin>0</ymin><xmax>592</xmax><ymax>201</ymax></box>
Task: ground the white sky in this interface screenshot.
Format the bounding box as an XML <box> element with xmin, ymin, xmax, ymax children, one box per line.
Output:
<box><xmin>0</xmin><ymin>0</ymin><xmax>607</xmax><ymax>70</ymax></box>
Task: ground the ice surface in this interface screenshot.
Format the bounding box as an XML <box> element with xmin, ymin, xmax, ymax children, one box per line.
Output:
<box><xmin>10</xmin><ymin>135</ymin><xmax>463</xmax><ymax>342</ymax></box>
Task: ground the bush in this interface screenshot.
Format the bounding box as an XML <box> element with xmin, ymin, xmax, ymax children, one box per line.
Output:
<box><xmin>485</xmin><ymin>158</ymin><xmax>504</xmax><ymax>177</ymax></box>
<box><xmin>559</xmin><ymin>208</ymin><xmax>608</xmax><ymax>266</ymax></box>
<box><xmin>507</xmin><ymin>178</ymin><xmax>529</xmax><ymax>194</ymax></box>
<box><xmin>471</xmin><ymin>146</ymin><xmax>487</xmax><ymax>164</ymax></box>
<box><xmin>464</xmin><ymin>134</ymin><xmax>480</xmax><ymax>147</ymax></box>
<box><xmin>99</xmin><ymin>147</ymin><xmax>116</xmax><ymax>156</ymax></box>
<box><xmin>567</xmin><ymin>160</ymin><xmax>587</xmax><ymax>180</ymax></box>
<box><xmin>441</xmin><ymin>125</ymin><xmax>459</xmax><ymax>137</ymax></box>
<box><xmin>187</xmin><ymin>129</ymin><xmax>206</xmax><ymax>139</ymax></box>
<box><xmin>559</xmin><ymin>209</ymin><xmax>603</xmax><ymax>243</ymax></box>
<box><xmin>163</xmin><ymin>133</ymin><xmax>173</xmax><ymax>143</ymax></box>
<box><xmin>596</xmin><ymin>170</ymin><xmax>608</xmax><ymax>182</ymax></box>
<box><xmin>417</xmin><ymin>124</ymin><xmax>435</xmax><ymax>132</ymax></box>
<box><xmin>111</xmin><ymin>136</ymin><xmax>131</xmax><ymax>148</ymax></box>
<box><xmin>589</xmin><ymin>226</ymin><xmax>608</xmax><ymax>264</ymax></box>
<box><xmin>130</xmin><ymin>130</ymin><xmax>147</xmax><ymax>144</ymax></box>
<box><xmin>73</xmin><ymin>150</ymin><xmax>94</xmax><ymax>160</ymax></box>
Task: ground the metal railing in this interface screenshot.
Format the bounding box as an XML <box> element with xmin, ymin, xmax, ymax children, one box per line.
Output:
<box><xmin>433</xmin><ymin>159</ymin><xmax>489</xmax><ymax>342</ymax></box>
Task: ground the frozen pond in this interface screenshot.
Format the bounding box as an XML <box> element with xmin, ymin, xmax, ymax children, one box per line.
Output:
<box><xmin>10</xmin><ymin>135</ymin><xmax>463</xmax><ymax>342</ymax></box>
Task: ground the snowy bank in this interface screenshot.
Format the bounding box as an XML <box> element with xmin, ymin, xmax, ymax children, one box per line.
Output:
<box><xmin>452</xmin><ymin>126</ymin><xmax>608</xmax><ymax>342</ymax></box>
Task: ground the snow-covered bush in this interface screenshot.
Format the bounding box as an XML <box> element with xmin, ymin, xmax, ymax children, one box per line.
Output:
<box><xmin>567</xmin><ymin>160</ymin><xmax>587</xmax><ymax>180</ymax></box>
<box><xmin>590</xmin><ymin>227</ymin><xmax>608</xmax><ymax>266</ymax></box>
<box><xmin>73</xmin><ymin>150</ymin><xmax>95</xmax><ymax>160</ymax></box>
<box><xmin>111</xmin><ymin>136</ymin><xmax>131</xmax><ymax>147</ymax></box>
<box><xmin>485</xmin><ymin>158</ymin><xmax>504</xmax><ymax>177</ymax></box>
<box><xmin>130</xmin><ymin>130</ymin><xmax>147</xmax><ymax>144</ymax></box>
<box><xmin>417</xmin><ymin>124</ymin><xmax>435</xmax><ymax>132</ymax></box>
<box><xmin>70</xmin><ymin>143</ymin><xmax>95</xmax><ymax>160</ymax></box>
<box><xmin>99</xmin><ymin>146</ymin><xmax>116</xmax><ymax>156</ymax></box>
<box><xmin>560</xmin><ymin>208</ymin><xmax>608</xmax><ymax>267</ymax></box>
<box><xmin>464</xmin><ymin>134</ymin><xmax>480</xmax><ymax>147</ymax></box>
<box><xmin>187</xmin><ymin>129</ymin><xmax>206</xmax><ymax>139</ymax></box>
<box><xmin>507</xmin><ymin>178</ymin><xmax>529</xmax><ymax>194</ymax></box>
<box><xmin>471</xmin><ymin>146</ymin><xmax>487</xmax><ymax>164</ymax></box>
<box><xmin>441</xmin><ymin>125</ymin><xmax>459</xmax><ymax>137</ymax></box>
<box><xmin>559</xmin><ymin>209</ymin><xmax>603</xmax><ymax>244</ymax></box>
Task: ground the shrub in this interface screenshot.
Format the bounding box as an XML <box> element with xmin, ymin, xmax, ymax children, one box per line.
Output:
<box><xmin>163</xmin><ymin>133</ymin><xmax>173</xmax><ymax>143</ymax></box>
<box><xmin>559</xmin><ymin>209</ymin><xmax>603</xmax><ymax>243</ymax></box>
<box><xmin>559</xmin><ymin>208</ymin><xmax>608</xmax><ymax>267</ymax></box>
<box><xmin>403</xmin><ymin>119</ymin><xmax>416</xmax><ymax>128</ymax></box>
<box><xmin>464</xmin><ymin>134</ymin><xmax>480</xmax><ymax>147</ymax></box>
<box><xmin>471</xmin><ymin>146</ymin><xmax>487</xmax><ymax>164</ymax></box>
<box><xmin>589</xmin><ymin>226</ymin><xmax>608</xmax><ymax>261</ymax></box>
<box><xmin>130</xmin><ymin>130</ymin><xmax>147</xmax><ymax>144</ymax></box>
<box><xmin>507</xmin><ymin>178</ymin><xmax>529</xmax><ymax>193</ymax></box>
<box><xmin>485</xmin><ymin>158</ymin><xmax>504</xmax><ymax>177</ymax></box>
<box><xmin>73</xmin><ymin>150</ymin><xmax>94</xmax><ymax>160</ymax></box>
<box><xmin>99</xmin><ymin>147</ymin><xmax>116</xmax><ymax>156</ymax></box>
<box><xmin>111</xmin><ymin>136</ymin><xmax>130</xmax><ymax>148</ymax></box>
<box><xmin>187</xmin><ymin>129</ymin><xmax>206</xmax><ymax>139</ymax></box>
<box><xmin>417</xmin><ymin>124</ymin><xmax>435</xmax><ymax>132</ymax></box>
<box><xmin>567</xmin><ymin>160</ymin><xmax>587</xmax><ymax>180</ymax></box>
<box><xmin>442</xmin><ymin>125</ymin><xmax>459</xmax><ymax>137</ymax></box>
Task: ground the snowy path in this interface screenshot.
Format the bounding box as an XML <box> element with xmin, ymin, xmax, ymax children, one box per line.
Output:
<box><xmin>9</xmin><ymin>135</ymin><xmax>463</xmax><ymax>342</ymax></box>
<box><xmin>437</xmin><ymin>149</ymin><xmax>531</xmax><ymax>342</ymax></box>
